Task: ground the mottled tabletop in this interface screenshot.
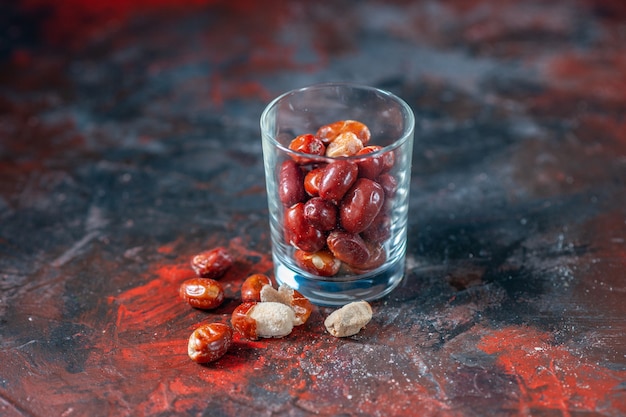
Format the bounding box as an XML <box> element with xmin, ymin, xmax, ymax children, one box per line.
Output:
<box><xmin>1</xmin><ymin>1</ymin><xmax>625</xmax><ymax>416</ymax></box>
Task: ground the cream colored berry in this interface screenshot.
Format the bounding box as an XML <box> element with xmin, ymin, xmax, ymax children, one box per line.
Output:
<box><xmin>249</xmin><ymin>301</ymin><xmax>296</xmax><ymax>338</ymax></box>
<box><xmin>260</xmin><ymin>284</ymin><xmax>313</xmax><ymax>326</ymax></box>
<box><xmin>324</xmin><ymin>300</ymin><xmax>373</xmax><ymax>337</ymax></box>
<box><xmin>325</xmin><ymin>131</ymin><xmax>364</xmax><ymax>157</ymax></box>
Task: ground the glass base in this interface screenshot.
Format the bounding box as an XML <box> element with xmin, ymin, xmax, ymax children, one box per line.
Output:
<box><xmin>273</xmin><ymin>254</ymin><xmax>406</xmax><ymax>306</ymax></box>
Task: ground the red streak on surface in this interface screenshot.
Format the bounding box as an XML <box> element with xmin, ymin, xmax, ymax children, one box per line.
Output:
<box><xmin>13</xmin><ymin>0</ymin><xmax>319</xmax><ymax>107</ymax></box>
<box><xmin>107</xmin><ymin>262</ymin><xmax>194</xmax><ymax>334</ymax></box>
<box><xmin>210</xmin><ymin>76</ymin><xmax>272</xmax><ymax>108</ymax></box>
<box><xmin>108</xmin><ymin>236</ymin><xmax>274</xmax><ymax>335</ymax></box>
<box><xmin>547</xmin><ymin>52</ymin><xmax>626</xmax><ymax>104</ymax></box>
<box><xmin>116</xmin><ymin>339</ymin><xmax>188</xmax><ymax>366</ymax></box>
<box><xmin>157</xmin><ymin>243</ymin><xmax>176</xmax><ymax>254</ymax></box>
<box><xmin>154</xmin><ymin>263</ymin><xmax>198</xmax><ymax>283</ymax></box>
<box><xmin>578</xmin><ymin>115</ymin><xmax>626</xmax><ymax>149</ymax></box>
<box><xmin>11</xmin><ymin>49</ymin><xmax>34</xmax><ymax>68</ymax></box>
<box><xmin>102</xmin><ymin>232</ymin><xmax>464</xmax><ymax>417</ymax></box>
<box><xmin>478</xmin><ymin>326</ymin><xmax>626</xmax><ymax>415</ymax></box>
<box><xmin>138</xmin><ymin>381</ymin><xmax>174</xmax><ymax>416</ymax></box>
<box><xmin>96</xmin><ymin>238</ymin><xmax>282</xmax><ymax>414</ymax></box>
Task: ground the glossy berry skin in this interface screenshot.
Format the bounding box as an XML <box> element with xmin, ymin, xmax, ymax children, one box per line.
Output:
<box><xmin>304</xmin><ymin>167</ymin><xmax>325</xmax><ymax>197</ymax></box>
<box><xmin>380</xmin><ymin>149</ymin><xmax>395</xmax><ymax>172</ymax></box>
<box><xmin>356</xmin><ymin>146</ymin><xmax>384</xmax><ymax>179</ymax></box>
<box><xmin>190</xmin><ymin>247</ymin><xmax>233</xmax><ymax>279</ymax></box>
<box><xmin>327</xmin><ymin>230</ymin><xmax>370</xmax><ymax>267</ymax></box>
<box><xmin>278</xmin><ymin>159</ymin><xmax>306</xmax><ymax>207</ymax></box>
<box><xmin>180</xmin><ymin>278</ymin><xmax>225</xmax><ymax>310</ymax></box>
<box><xmin>188</xmin><ymin>323</ymin><xmax>233</xmax><ymax>364</ymax></box>
<box><xmin>288</xmin><ymin>288</ymin><xmax>314</xmax><ymax>326</ymax></box>
<box><xmin>241</xmin><ymin>274</ymin><xmax>272</xmax><ymax>302</ymax></box>
<box><xmin>303</xmin><ymin>197</ymin><xmax>337</xmax><ymax>231</ymax></box>
<box><xmin>349</xmin><ymin>242</ymin><xmax>387</xmax><ymax>273</ymax></box>
<box><xmin>318</xmin><ymin>160</ymin><xmax>358</xmax><ymax>204</ymax></box>
<box><xmin>284</xmin><ymin>203</ymin><xmax>326</xmax><ymax>252</ymax></box>
<box><xmin>294</xmin><ymin>249</ymin><xmax>341</xmax><ymax>277</ymax></box>
<box><xmin>377</xmin><ymin>173</ymin><xmax>398</xmax><ymax>199</ymax></box>
<box><xmin>361</xmin><ymin>211</ymin><xmax>391</xmax><ymax>244</ymax></box>
<box><xmin>340</xmin><ymin>178</ymin><xmax>385</xmax><ymax>234</ymax></box>
<box><xmin>231</xmin><ymin>302</ymin><xmax>258</xmax><ymax>340</ymax></box>
<box><xmin>289</xmin><ymin>133</ymin><xmax>326</xmax><ymax>159</ymax></box>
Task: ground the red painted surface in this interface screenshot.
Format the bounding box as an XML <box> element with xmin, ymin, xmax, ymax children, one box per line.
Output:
<box><xmin>479</xmin><ymin>326</ymin><xmax>626</xmax><ymax>416</ymax></box>
<box><xmin>1</xmin><ymin>0</ymin><xmax>625</xmax><ymax>416</ymax></box>
<box><xmin>19</xmin><ymin>0</ymin><xmax>219</xmax><ymax>47</ymax></box>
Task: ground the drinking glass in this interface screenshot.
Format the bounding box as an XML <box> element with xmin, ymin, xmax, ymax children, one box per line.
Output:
<box><xmin>260</xmin><ymin>83</ymin><xmax>414</xmax><ymax>306</ymax></box>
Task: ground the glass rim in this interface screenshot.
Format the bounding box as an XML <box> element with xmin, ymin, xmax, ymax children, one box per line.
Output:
<box><xmin>260</xmin><ymin>82</ymin><xmax>415</xmax><ymax>162</ymax></box>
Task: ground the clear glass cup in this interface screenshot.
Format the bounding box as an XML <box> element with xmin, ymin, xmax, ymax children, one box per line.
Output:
<box><xmin>260</xmin><ymin>83</ymin><xmax>414</xmax><ymax>306</ymax></box>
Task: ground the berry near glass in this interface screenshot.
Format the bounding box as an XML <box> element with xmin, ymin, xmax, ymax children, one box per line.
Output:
<box><xmin>278</xmin><ymin>119</ymin><xmax>397</xmax><ymax>277</ymax></box>
<box><xmin>183</xmin><ymin>245</ymin><xmax>372</xmax><ymax>364</ymax></box>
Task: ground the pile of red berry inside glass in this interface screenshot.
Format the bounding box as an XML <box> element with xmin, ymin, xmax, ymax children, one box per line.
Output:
<box><xmin>277</xmin><ymin>120</ymin><xmax>399</xmax><ymax>277</ymax></box>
